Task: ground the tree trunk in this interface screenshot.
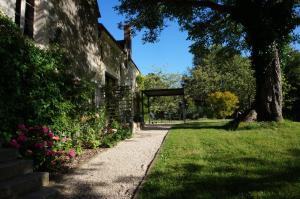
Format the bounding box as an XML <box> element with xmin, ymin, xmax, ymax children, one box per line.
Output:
<box><xmin>252</xmin><ymin>43</ymin><xmax>283</xmax><ymax>121</ymax></box>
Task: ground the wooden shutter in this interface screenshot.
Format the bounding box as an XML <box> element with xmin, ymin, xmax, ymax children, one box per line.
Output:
<box><xmin>15</xmin><ymin>0</ymin><xmax>22</xmax><ymax>26</ymax></box>
<box><xmin>24</xmin><ymin>0</ymin><xmax>34</xmax><ymax>38</ymax></box>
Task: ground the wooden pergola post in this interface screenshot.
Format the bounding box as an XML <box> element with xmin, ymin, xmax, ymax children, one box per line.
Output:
<box><xmin>148</xmin><ymin>96</ymin><xmax>150</xmax><ymax>124</ymax></box>
<box><xmin>141</xmin><ymin>92</ymin><xmax>144</xmax><ymax>124</ymax></box>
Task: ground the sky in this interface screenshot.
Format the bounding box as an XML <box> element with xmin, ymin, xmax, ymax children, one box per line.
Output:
<box><xmin>98</xmin><ymin>0</ymin><xmax>193</xmax><ymax>75</ymax></box>
<box><xmin>98</xmin><ymin>0</ymin><xmax>300</xmax><ymax>75</ymax></box>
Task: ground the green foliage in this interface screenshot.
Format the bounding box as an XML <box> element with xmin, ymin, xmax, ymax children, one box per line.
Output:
<box><xmin>117</xmin><ymin>0</ymin><xmax>298</xmax><ymax>54</ymax></box>
<box><xmin>78</xmin><ymin>110</ymin><xmax>106</xmax><ymax>149</ymax></box>
<box><xmin>184</xmin><ymin>46</ymin><xmax>255</xmax><ymax>114</ymax></box>
<box><xmin>101</xmin><ymin>121</ymin><xmax>132</xmax><ymax>148</ymax></box>
<box><xmin>0</xmin><ymin>13</ymin><xmax>96</xmax><ymax>139</ymax></box>
<box><xmin>0</xmin><ymin>13</ymin><xmax>127</xmax><ymax>171</ymax></box>
<box><xmin>117</xmin><ymin>0</ymin><xmax>299</xmax><ymax>121</ymax></box>
<box><xmin>282</xmin><ymin>48</ymin><xmax>300</xmax><ymax>121</ymax></box>
<box><xmin>207</xmin><ymin>91</ymin><xmax>239</xmax><ymax>119</ymax></box>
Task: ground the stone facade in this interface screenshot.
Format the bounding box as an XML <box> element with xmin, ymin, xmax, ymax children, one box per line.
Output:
<box><xmin>0</xmin><ymin>0</ymin><xmax>140</xmax><ymax>90</ymax></box>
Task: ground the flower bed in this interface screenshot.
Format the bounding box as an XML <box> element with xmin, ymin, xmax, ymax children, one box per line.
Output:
<box><xmin>9</xmin><ymin>125</ymin><xmax>76</xmax><ymax>171</ymax></box>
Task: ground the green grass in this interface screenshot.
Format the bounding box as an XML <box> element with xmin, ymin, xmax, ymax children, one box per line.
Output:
<box><xmin>138</xmin><ymin>120</ymin><xmax>300</xmax><ymax>199</ymax></box>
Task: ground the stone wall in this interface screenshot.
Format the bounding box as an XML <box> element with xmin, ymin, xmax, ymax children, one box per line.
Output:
<box><xmin>0</xmin><ymin>0</ymin><xmax>140</xmax><ymax>90</ymax></box>
<box><xmin>99</xmin><ymin>24</ymin><xmax>140</xmax><ymax>90</ymax></box>
<box><xmin>0</xmin><ymin>0</ymin><xmax>16</xmax><ymax>20</ymax></box>
<box><xmin>34</xmin><ymin>0</ymin><xmax>103</xmax><ymax>81</ymax></box>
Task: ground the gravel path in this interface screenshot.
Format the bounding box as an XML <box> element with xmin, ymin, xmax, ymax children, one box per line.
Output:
<box><xmin>57</xmin><ymin>126</ymin><xmax>170</xmax><ymax>199</ymax></box>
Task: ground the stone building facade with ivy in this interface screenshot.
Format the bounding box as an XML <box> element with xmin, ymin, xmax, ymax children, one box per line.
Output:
<box><xmin>0</xmin><ymin>0</ymin><xmax>140</xmax><ymax>89</ymax></box>
<box><xmin>0</xmin><ymin>0</ymin><xmax>141</xmax><ymax>122</ymax></box>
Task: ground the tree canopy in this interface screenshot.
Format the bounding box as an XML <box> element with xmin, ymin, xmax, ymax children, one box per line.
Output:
<box><xmin>184</xmin><ymin>45</ymin><xmax>255</xmax><ymax>111</ymax></box>
<box><xmin>117</xmin><ymin>0</ymin><xmax>300</xmax><ymax>122</ymax></box>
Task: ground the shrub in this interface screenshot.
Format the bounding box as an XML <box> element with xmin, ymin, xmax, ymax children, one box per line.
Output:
<box><xmin>101</xmin><ymin>121</ymin><xmax>132</xmax><ymax>148</ymax></box>
<box><xmin>0</xmin><ymin>13</ymin><xmax>96</xmax><ymax>143</ymax></box>
<box><xmin>207</xmin><ymin>91</ymin><xmax>239</xmax><ymax>119</ymax></box>
<box><xmin>9</xmin><ymin>125</ymin><xmax>75</xmax><ymax>171</ymax></box>
<box><xmin>78</xmin><ymin>109</ymin><xmax>106</xmax><ymax>149</ymax></box>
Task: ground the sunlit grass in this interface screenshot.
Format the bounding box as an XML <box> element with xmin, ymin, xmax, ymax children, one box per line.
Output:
<box><xmin>138</xmin><ymin>120</ymin><xmax>300</xmax><ymax>199</ymax></box>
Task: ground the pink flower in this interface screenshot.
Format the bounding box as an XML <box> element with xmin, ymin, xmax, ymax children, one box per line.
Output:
<box><xmin>68</xmin><ymin>149</ymin><xmax>76</xmax><ymax>158</ymax></box>
<box><xmin>47</xmin><ymin>141</ymin><xmax>53</xmax><ymax>147</ymax></box>
<box><xmin>52</xmin><ymin>136</ymin><xmax>60</xmax><ymax>141</ymax></box>
<box><xmin>46</xmin><ymin>150</ymin><xmax>55</xmax><ymax>156</ymax></box>
<box><xmin>34</xmin><ymin>142</ymin><xmax>44</xmax><ymax>149</ymax></box>
<box><xmin>48</xmin><ymin>132</ymin><xmax>54</xmax><ymax>138</ymax></box>
<box><xmin>17</xmin><ymin>133</ymin><xmax>27</xmax><ymax>143</ymax></box>
<box><xmin>10</xmin><ymin>139</ymin><xmax>21</xmax><ymax>149</ymax></box>
<box><xmin>17</xmin><ymin>124</ymin><xmax>27</xmax><ymax>131</ymax></box>
<box><xmin>42</xmin><ymin>127</ymin><xmax>49</xmax><ymax>134</ymax></box>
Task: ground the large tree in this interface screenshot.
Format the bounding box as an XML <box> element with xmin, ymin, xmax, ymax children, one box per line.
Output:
<box><xmin>117</xmin><ymin>0</ymin><xmax>300</xmax><ymax>121</ymax></box>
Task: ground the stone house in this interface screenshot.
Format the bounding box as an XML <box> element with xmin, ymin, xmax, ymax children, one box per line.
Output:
<box><xmin>0</xmin><ymin>0</ymin><xmax>140</xmax><ymax>91</ymax></box>
<box><xmin>0</xmin><ymin>0</ymin><xmax>141</xmax><ymax>119</ymax></box>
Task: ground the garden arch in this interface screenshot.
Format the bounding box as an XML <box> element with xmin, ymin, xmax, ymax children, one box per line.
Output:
<box><xmin>141</xmin><ymin>88</ymin><xmax>186</xmax><ymax>124</ymax></box>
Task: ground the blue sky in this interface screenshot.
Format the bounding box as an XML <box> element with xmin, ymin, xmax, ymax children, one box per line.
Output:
<box><xmin>98</xmin><ymin>0</ymin><xmax>299</xmax><ymax>75</ymax></box>
<box><xmin>98</xmin><ymin>0</ymin><xmax>193</xmax><ymax>75</ymax></box>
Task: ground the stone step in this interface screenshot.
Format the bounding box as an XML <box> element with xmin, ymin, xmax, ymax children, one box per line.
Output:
<box><xmin>0</xmin><ymin>172</ymin><xmax>49</xmax><ymax>199</ymax></box>
<box><xmin>0</xmin><ymin>159</ymin><xmax>33</xmax><ymax>182</ymax></box>
<box><xmin>23</xmin><ymin>186</ymin><xmax>59</xmax><ymax>199</ymax></box>
<box><xmin>0</xmin><ymin>149</ymin><xmax>19</xmax><ymax>162</ymax></box>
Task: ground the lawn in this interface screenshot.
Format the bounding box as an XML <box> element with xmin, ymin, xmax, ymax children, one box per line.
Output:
<box><xmin>138</xmin><ymin>120</ymin><xmax>300</xmax><ymax>199</ymax></box>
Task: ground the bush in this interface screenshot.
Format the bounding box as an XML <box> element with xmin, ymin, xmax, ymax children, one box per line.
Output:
<box><xmin>1</xmin><ymin>12</ymin><xmax>133</xmax><ymax>171</ymax></box>
<box><xmin>207</xmin><ymin>91</ymin><xmax>239</xmax><ymax>119</ymax></box>
<box><xmin>78</xmin><ymin>109</ymin><xmax>106</xmax><ymax>149</ymax></box>
<box><xmin>9</xmin><ymin>125</ymin><xmax>75</xmax><ymax>171</ymax></box>
<box><xmin>0</xmin><ymin>13</ymin><xmax>96</xmax><ymax>143</ymax></box>
<box><xmin>101</xmin><ymin>121</ymin><xmax>132</xmax><ymax>148</ymax></box>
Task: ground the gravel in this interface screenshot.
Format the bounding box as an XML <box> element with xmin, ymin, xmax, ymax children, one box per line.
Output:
<box><xmin>56</xmin><ymin>126</ymin><xmax>169</xmax><ymax>199</ymax></box>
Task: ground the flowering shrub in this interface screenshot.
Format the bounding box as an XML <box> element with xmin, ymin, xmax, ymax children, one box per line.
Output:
<box><xmin>207</xmin><ymin>91</ymin><xmax>239</xmax><ymax>119</ymax></box>
<box><xmin>0</xmin><ymin>13</ymin><xmax>97</xmax><ymax>146</ymax></box>
<box><xmin>101</xmin><ymin>121</ymin><xmax>132</xmax><ymax>148</ymax></box>
<box><xmin>9</xmin><ymin>125</ymin><xmax>76</xmax><ymax>171</ymax></box>
<box><xmin>78</xmin><ymin>110</ymin><xmax>106</xmax><ymax>149</ymax></box>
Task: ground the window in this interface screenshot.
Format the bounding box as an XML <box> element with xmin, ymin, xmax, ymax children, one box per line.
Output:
<box><xmin>15</xmin><ymin>0</ymin><xmax>21</xmax><ymax>26</ymax></box>
<box><xmin>14</xmin><ymin>0</ymin><xmax>35</xmax><ymax>38</ymax></box>
<box><xmin>24</xmin><ymin>0</ymin><xmax>34</xmax><ymax>37</ymax></box>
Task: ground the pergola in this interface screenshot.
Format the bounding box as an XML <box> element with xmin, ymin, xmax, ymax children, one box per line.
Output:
<box><xmin>141</xmin><ymin>88</ymin><xmax>186</xmax><ymax>124</ymax></box>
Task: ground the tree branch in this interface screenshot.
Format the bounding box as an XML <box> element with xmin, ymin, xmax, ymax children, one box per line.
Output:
<box><xmin>294</xmin><ymin>17</ymin><xmax>300</xmax><ymax>26</ymax></box>
<box><xmin>160</xmin><ymin>0</ymin><xmax>233</xmax><ymax>14</ymax></box>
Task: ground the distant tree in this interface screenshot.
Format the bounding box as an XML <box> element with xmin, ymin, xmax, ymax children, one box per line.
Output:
<box><xmin>283</xmin><ymin>49</ymin><xmax>300</xmax><ymax>121</ymax></box>
<box><xmin>184</xmin><ymin>45</ymin><xmax>255</xmax><ymax>111</ymax></box>
<box><xmin>117</xmin><ymin>0</ymin><xmax>300</xmax><ymax>121</ymax></box>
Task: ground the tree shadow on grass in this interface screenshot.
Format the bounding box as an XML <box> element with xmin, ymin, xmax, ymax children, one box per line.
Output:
<box><xmin>171</xmin><ymin>121</ymin><xmax>228</xmax><ymax>130</ymax></box>
<box><xmin>139</xmin><ymin>149</ymin><xmax>300</xmax><ymax>199</ymax></box>
<box><xmin>142</xmin><ymin>124</ymin><xmax>172</xmax><ymax>131</ymax></box>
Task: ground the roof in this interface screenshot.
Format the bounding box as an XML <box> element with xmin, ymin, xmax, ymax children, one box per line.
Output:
<box><xmin>98</xmin><ymin>23</ymin><xmax>141</xmax><ymax>74</ymax></box>
<box><xmin>98</xmin><ymin>24</ymin><xmax>124</xmax><ymax>51</ymax></box>
<box><xmin>96</xmin><ymin>1</ymin><xmax>101</xmax><ymax>18</ymax></box>
<box><xmin>142</xmin><ymin>88</ymin><xmax>184</xmax><ymax>97</ymax></box>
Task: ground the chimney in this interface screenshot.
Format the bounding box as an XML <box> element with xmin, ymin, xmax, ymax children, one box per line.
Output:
<box><xmin>124</xmin><ymin>25</ymin><xmax>132</xmax><ymax>59</ymax></box>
